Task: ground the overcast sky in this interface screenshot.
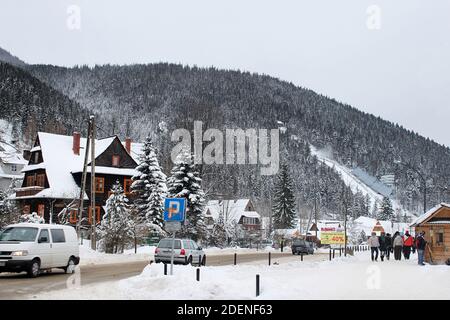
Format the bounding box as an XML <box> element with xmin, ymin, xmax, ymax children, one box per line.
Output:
<box><xmin>1</xmin><ymin>0</ymin><xmax>449</xmax><ymax>146</ymax></box>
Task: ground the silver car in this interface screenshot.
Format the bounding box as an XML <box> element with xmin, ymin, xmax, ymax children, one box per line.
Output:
<box><xmin>154</xmin><ymin>238</ymin><xmax>206</xmax><ymax>266</ymax></box>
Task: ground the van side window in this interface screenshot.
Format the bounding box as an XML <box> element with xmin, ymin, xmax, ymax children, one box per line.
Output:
<box><xmin>51</xmin><ymin>229</ymin><xmax>66</xmax><ymax>243</ymax></box>
<box><xmin>38</xmin><ymin>229</ymin><xmax>50</xmax><ymax>243</ymax></box>
<box><xmin>191</xmin><ymin>241</ymin><xmax>198</xmax><ymax>249</ymax></box>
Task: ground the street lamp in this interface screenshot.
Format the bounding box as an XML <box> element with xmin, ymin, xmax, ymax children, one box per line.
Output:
<box><xmin>394</xmin><ymin>160</ymin><xmax>427</xmax><ymax>214</ymax></box>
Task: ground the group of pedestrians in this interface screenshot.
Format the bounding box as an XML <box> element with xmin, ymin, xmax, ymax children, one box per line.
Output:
<box><xmin>367</xmin><ymin>230</ymin><xmax>427</xmax><ymax>265</ymax></box>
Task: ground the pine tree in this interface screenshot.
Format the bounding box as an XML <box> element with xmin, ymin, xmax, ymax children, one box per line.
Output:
<box><xmin>208</xmin><ymin>214</ymin><xmax>227</xmax><ymax>248</ymax></box>
<box><xmin>19</xmin><ymin>212</ymin><xmax>44</xmax><ymax>224</ymax></box>
<box><xmin>0</xmin><ymin>188</ymin><xmax>19</xmax><ymax>228</ymax></box>
<box><xmin>131</xmin><ymin>137</ymin><xmax>167</xmax><ymax>221</ymax></box>
<box><xmin>272</xmin><ymin>164</ymin><xmax>297</xmax><ymax>229</ymax></box>
<box><xmin>98</xmin><ymin>182</ymin><xmax>132</xmax><ymax>254</ymax></box>
<box><xmin>378</xmin><ymin>196</ymin><xmax>395</xmax><ymax>221</ymax></box>
<box><xmin>167</xmin><ymin>151</ymin><xmax>207</xmax><ymax>242</ymax></box>
<box><xmin>371</xmin><ymin>199</ymin><xmax>380</xmax><ymax>218</ymax></box>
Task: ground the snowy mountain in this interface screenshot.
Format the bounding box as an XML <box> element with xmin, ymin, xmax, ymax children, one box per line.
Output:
<box><xmin>0</xmin><ymin>62</ymin><xmax>94</xmax><ymax>146</ymax></box>
<box><xmin>310</xmin><ymin>145</ymin><xmax>414</xmax><ymax>219</ymax></box>
<box><xmin>0</xmin><ymin>47</ymin><xmax>26</xmax><ymax>67</ymax></box>
<box><xmin>24</xmin><ymin>62</ymin><xmax>450</xmax><ymax>217</ymax></box>
<box><xmin>0</xmin><ymin>46</ymin><xmax>449</xmax><ymax>219</ymax></box>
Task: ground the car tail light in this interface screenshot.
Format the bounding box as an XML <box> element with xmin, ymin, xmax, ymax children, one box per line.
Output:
<box><xmin>180</xmin><ymin>249</ymin><xmax>186</xmax><ymax>256</ymax></box>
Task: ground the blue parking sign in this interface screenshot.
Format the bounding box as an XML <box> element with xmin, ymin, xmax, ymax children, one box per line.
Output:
<box><xmin>164</xmin><ymin>198</ymin><xmax>186</xmax><ymax>222</ymax></box>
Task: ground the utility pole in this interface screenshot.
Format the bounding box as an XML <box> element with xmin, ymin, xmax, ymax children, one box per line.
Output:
<box><xmin>314</xmin><ymin>194</ymin><xmax>318</xmax><ymax>239</ymax></box>
<box><xmin>90</xmin><ymin>116</ymin><xmax>97</xmax><ymax>250</ymax></box>
<box><xmin>341</xmin><ymin>187</ymin><xmax>349</xmax><ymax>257</ymax></box>
<box><xmin>77</xmin><ymin>120</ymin><xmax>91</xmax><ymax>239</ymax></box>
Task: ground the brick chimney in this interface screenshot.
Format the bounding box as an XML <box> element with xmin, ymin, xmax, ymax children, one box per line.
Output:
<box><xmin>73</xmin><ymin>132</ymin><xmax>81</xmax><ymax>155</ymax></box>
<box><xmin>125</xmin><ymin>137</ymin><xmax>132</xmax><ymax>154</ymax></box>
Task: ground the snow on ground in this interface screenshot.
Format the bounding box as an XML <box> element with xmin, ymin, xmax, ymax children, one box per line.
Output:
<box><xmin>310</xmin><ymin>145</ymin><xmax>413</xmax><ymax>218</ymax></box>
<box><xmin>80</xmin><ymin>244</ymin><xmax>282</xmax><ymax>266</ymax></box>
<box><xmin>33</xmin><ymin>251</ymin><xmax>450</xmax><ymax>300</ymax></box>
<box><xmin>310</xmin><ymin>145</ymin><xmax>383</xmax><ymax>207</ymax></box>
<box><xmin>79</xmin><ymin>243</ymin><xmax>155</xmax><ymax>266</ymax></box>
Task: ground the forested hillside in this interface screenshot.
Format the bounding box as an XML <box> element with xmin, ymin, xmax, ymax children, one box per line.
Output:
<box><xmin>0</xmin><ymin>62</ymin><xmax>93</xmax><ymax>147</ymax></box>
<box><xmin>26</xmin><ymin>63</ymin><xmax>450</xmax><ymax>217</ymax></box>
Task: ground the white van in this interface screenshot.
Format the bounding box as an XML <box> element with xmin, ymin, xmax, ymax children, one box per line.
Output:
<box><xmin>0</xmin><ymin>223</ymin><xmax>80</xmax><ymax>277</ymax></box>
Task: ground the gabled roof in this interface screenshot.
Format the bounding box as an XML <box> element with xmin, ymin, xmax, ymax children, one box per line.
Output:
<box><xmin>410</xmin><ymin>203</ymin><xmax>450</xmax><ymax>227</ymax></box>
<box><xmin>204</xmin><ymin>199</ymin><xmax>260</xmax><ymax>224</ymax></box>
<box><xmin>15</xmin><ymin>132</ymin><xmax>140</xmax><ymax>200</ymax></box>
<box><xmin>354</xmin><ymin>216</ymin><xmax>410</xmax><ymax>236</ymax></box>
<box><xmin>122</xmin><ymin>141</ymin><xmax>143</xmax><ymax>163</ymax></box>
<box><xmin>0</xmin><ymin>150</ymin><xmax>27</xmax><ymax>165</ymax></box>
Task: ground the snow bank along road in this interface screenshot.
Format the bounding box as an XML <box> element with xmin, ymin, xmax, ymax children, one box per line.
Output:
<box><xmin>31</xmin><ymin>251</ymin><xmax>450</xmax><ymax>300</ymax></box>
<box><xmin>0</xmin><ymin>251</ymin><xmax>326</xmax><ymax>299</ymax></box>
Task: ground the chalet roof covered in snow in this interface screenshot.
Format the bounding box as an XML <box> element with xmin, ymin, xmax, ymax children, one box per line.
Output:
<box><xmin>122</xmin><ymin>141</ymin><xmax>143</xmax><ymax>163</ymax></box>
<box><xmin>272</xmin><ymin>228</ymin><xmax>301</xmax><ymax>238</ymax></box>
<box><xmin>204</xmin><ymin>199</ymin><xmax>260</xmax><ymax>224</ymax></box>
<box><xmin>14</xmin><ymin>132</ymin><xmax>140</xmax><ymax>200</ymax></box>
<box><xmin>410</xmin><ymin>203</ymin><xmax>450</xmax><ymax>227</ymax></box>
<box><xmin>354</xmin><ymin>216</ymin><xmax>410</xmax><ymax>236</ymax></box>
<box><xmin>0</xmin><ymin>149</ymin><xmax>27</xmax><ymax>165</ymax></box>
<box><xmin>304</xmin><ymin>220</ymin><xmax>343</xmax><ymax>239</ymax></box>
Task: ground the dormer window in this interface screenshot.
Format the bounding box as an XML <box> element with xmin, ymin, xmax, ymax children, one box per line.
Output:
<box><xmin>11</xmin><ymin>164</ymin><xmax>17</xmax><ymax>172</ymax></box>
<box><xmin>112</xmin><ymin>155</ymin><xmax>120</xmax><ymax>167</ymax></box>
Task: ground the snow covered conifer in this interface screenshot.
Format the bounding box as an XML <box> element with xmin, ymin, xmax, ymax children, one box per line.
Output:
<box><xmin>378</xmin><ymin>196</ymin><xmax>394</xmax><ymax>221</ymax></box>
<box><xmin>208</xmin><ymin>213</ymin><xmax>227</xmax><ymax>248</ymax></box>
<box><xmin>272</xmin><ymin>164</ymin><xmax>297</xmax><ymax>229</ymax></box>
<box><xmin>167</xmin><ymin>151</ymin><xmax>207</xmax><ymax>242</ymax></box>
<box><xmin>19</xmin><ymin>212</ymin><xmax>44</xmax><ymax>224</ymax></box>
<box><xmin>0</xmin><ymin>188</ymin><xmax>19</xmax><ymax>228</ymax></box>
<box><xmin>98</xmin><ymin>181</ymin><xmax>132</xmax><ymax>254</ymax></box>
<box><xmin>131</xmin><ymin>136</ymin><xmax>167</xmax><ymax>227</ymax></box>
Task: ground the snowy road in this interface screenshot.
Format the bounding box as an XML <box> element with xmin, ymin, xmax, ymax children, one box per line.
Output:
<box><xmin>0</xmin><ymin>252</ymin><xmax>323</xmax><ymax>299</ymax></box>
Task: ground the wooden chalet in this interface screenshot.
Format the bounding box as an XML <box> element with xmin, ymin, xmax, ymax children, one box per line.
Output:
<box><xmin>411</xmin><ymin>203</ymin><xmax>450</xmax><ymax>265</ymax></box>
<box><xmin>12</xmin><ymin>132</ymin><xmax>143</xmax><ymax>225</ymax></box>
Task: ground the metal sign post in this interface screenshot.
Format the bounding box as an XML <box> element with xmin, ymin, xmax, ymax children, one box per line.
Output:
<box><xmin>163</xmin><ymin>198</ymin><xmax>187</xmax><ymax>276</ymax></box>
<box><xmin>170</xmin><ymin>230</ymin><xmax>176</xmax><ymax>276</ymax></box>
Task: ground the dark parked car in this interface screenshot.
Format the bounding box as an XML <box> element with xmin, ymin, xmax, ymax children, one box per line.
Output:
<box><xmin>291</xmin><ymin>239</ymin><xmax>314</xmax><ymax>255</ymax></box>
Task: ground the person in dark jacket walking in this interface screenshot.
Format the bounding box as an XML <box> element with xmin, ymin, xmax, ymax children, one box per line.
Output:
<box><xmin>379</xmin><ymin>232</ymin><xmax>388</xmax><ymax>261</ymax></box>
<box><xmin>384</xmin><ymin>233</ymin><xmax>392</xmax><ymax>260</ymax></box>
<box><xmin>392</xmin><ymin>231</ymin><xmax>403</xmax><ymax>261</ymax></box>
<box><xmin>402</xmin><ymin>231</ymin><xmax>414</xmax><ymax>260</ymax></box>
<box><xmin>416</xmin><ymin>231</ymin><xmax>427</xmax><ymax>265</ymax></box>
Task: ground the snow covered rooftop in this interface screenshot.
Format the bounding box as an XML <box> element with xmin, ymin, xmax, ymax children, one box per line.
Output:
<box><xmin>13</xmin><ymin>132</ymin><xmax>140</xmax><ymax>200</ymax></box>
<box><xmin>204</xmin><ymin>199</ymin><xmax>260</xmax><ymax>224</ymax></box>
<box><xmin>354</xmin><ymin>216</ymin><xmax>411</xmax><ymax>236</ymax></box>
<box><xmin>122</xmin><ymin>141</ymin><xmax>143</xmax><ymax>163</ymax></box>
<box><xmin>410</xmin><ymin>203</ymin><xmax>450</xmax><ymax>227</ymax></box>
<box><xmin>0</xmin><ymin>150</ymin><xmax>27</xmax><ymax>165</ymax></box>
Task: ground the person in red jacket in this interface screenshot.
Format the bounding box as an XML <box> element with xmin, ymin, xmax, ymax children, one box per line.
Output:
<box><xmin>402</xmin><ymin>231</ymin><xmax>414</xmax><ymax>260</ymax></box>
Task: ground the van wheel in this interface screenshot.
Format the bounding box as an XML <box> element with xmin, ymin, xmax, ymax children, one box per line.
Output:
<box><xmin>201</xmin><ymin>255</ymin><xmax>206</xmax><ymax>266</ymax></box>
<box><xmin>64</xmin><ymin>257</ymin><xmax>77</xmax><ymax>274</ymax></box>
<box><xmin>186</xmin><ymin>256</ymin><xmax>193</xmax><ymax>265</ymax></box>
<box><xmin>27</xmin><ymin>259</ymin><xmax>40</xmax><ymax>278</ymax></box>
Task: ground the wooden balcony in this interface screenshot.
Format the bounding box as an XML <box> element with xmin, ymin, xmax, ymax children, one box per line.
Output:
<box><xmin>15</xmin><ymin>186</ymin><xmax>45</xmax><ymax>198</ymax></box>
